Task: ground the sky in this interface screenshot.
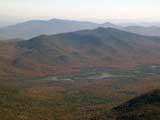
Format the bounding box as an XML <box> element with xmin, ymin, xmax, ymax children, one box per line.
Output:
<box><xmin>0</xmin><ymin>0</ymin><xmax>160</xmax><ymax>26</ymax></box>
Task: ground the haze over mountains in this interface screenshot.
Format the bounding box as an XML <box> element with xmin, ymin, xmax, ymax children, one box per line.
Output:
<box><xmin>124</xmin><ymin>26</ymin><xmax>160</xmax><ymax>37</ymax></box>
<box><xmin>1</xmin><ymin>0</ymin><xmax>160</xmax><ymax>119</ymax></box>
<box><xmin>1</xmin><ymin>18</ymin><xmax>160</xmax><ymax>39</ymax></box>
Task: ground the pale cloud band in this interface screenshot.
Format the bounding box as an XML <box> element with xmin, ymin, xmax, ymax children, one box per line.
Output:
<box><xmin>0</xmin><ymin>0</ymin><xmax>160</xmax><ymax>22</ymax></box>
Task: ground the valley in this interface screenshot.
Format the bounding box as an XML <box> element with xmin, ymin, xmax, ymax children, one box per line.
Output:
<box><xmin>0</xmin><ymin>64</ymin><xmax>159</xmax><ymax>120</ymax></box>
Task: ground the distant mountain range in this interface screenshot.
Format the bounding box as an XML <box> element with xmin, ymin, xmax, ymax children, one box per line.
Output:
<box><xmin>1</xmin><ymin>18</ymin><xmax>160</xmax><ymax>39</ymax></box>
<box><xmin>124</xmin><ymin>26</ymin><xmax>160</xmax><ymax>37</ymax></box>
<box><xmin>0</xmin><ymin>19</ymin><xmax>118</xmax><ymax>39</ymax></box>
<box><xmin>1</xmin><ymin>27</ymin><xmax>160</xmax><ymax>78</ymax></box>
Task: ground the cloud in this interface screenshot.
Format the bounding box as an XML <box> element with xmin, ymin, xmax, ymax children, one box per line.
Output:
<box><xmin>0</xmin><ymin>0</ymin><xmax>160</xmax><ymax>21</ymax></box>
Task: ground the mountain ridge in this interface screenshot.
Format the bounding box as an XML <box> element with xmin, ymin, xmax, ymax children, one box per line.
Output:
<box><xmin>110</xmin><ymin>89</ymin><xmax>160</xmax><ymax>120</ymax></box>
<box><xmin>0</xmin><ymin>19</ymin><xmax>120</xmax><ymax>39</ymax></box>
<box><xmin>0</xmin><ymin>27</ymin><xmax>160</xmax><ymax>78</ymax></box>
<box><xmin>1</xmin><ymin>18</ymin><xmax>160</xmax><ymax>39</ymax></box>
<box><xmin>3</xmin><ymin>27</ymin><xmax>158</xmax><ymax>77</ymax></box>
<box><xmin>0</xmin><ymin>19</ymin><xmax>100</xmax><ymax>39</ymax></box>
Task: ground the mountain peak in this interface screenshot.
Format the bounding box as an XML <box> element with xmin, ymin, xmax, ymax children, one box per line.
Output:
<box><xmin>94</xmin><ymin>27</ymin><xmax>124</xmax><ymax>33</ymax></box>
<box><xmin>49</xmin><ymin>18</ymin><xmax>63</xmax><ymax>22</ymax></box>
<box><xmin>102</xmin><ymin>22</ymin><xmax>115</xmax><ymax>26</ymax></box>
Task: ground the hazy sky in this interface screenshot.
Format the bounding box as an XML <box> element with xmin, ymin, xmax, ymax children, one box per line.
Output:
<box><xmin>0</xmin><ymin>0</ymin><xmax>160</xmax><ymax>25</ymax></box>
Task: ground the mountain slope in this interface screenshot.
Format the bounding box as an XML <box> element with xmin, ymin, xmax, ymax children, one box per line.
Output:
<box><xmin>124</xmin><ymin>26</ymin><xmax>160</xmax><ymax>37</ymax></box>
<box><xmin>0</xmin><ymin>27</ymin><xmax>160</xmax><ymax>78</ymax></box>
<box><xmin>111</xmin><ymin>89</ymin><xmax>160</xmax><ymax>120</ymax></box>
<box><xmin>13</xmin><ymin>28</ymin><xmax>160</xmax><ymax>75</ymax></box>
